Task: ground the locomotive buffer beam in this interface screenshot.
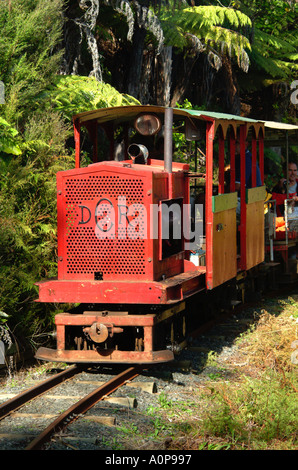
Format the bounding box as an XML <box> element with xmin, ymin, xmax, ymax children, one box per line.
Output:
<box><xmin>35</xmin><ymin>309</ymin><xmax>181</xmax><ymax>364</ymax></box>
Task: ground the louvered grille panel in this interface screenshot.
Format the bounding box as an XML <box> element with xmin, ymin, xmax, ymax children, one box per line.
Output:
<box><xmin>63</xmin><ymin>174</ymin><xmax>147</xmax><ymax>279</ymax></box>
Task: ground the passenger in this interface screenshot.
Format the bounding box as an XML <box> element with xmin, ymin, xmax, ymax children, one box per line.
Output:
<box><xmin>234</xmin><ymin>138</ymin><xmax>262</xmax><ymax>221</ymax></box>
<box><xmin>271</xmin><ymin>161</ymin><xmax>298</xmax><ymax>217</ymax></box>
<box><xmin>235</xmin><ymin>139</ymin><xmax>262</xmax><ymax>191</ymax></box>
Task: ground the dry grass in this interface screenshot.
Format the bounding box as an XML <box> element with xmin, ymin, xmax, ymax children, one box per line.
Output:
<box><xmin>234</xmin><ymin>299</ymin><xmax>298</xmax><ymax>379</ymax></box>
<box><xmin>151</xmin><ymin>296</ymin><xmax>298</xmax><ymax>450</ymax></box>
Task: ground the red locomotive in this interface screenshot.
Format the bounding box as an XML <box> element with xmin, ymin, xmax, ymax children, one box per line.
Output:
<box><xmin>35</xmin><ymin>105</ymin><xmax>277</xmax><ymax>364</ymax></box>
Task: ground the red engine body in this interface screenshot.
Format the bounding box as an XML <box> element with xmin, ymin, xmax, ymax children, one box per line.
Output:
<box><xmin>37</xmin><ymin>159</ymin><xmax>205</xmax><ymax>306</ymax></box>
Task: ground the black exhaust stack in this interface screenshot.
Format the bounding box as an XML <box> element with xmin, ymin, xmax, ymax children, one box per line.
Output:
<box><xmin>164</xmin><ymin>107</ymin><xmax>173</xmax><ymax>173</ymax></box>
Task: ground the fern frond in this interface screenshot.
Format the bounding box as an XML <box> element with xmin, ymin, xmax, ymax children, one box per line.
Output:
<box><xmin>38</xmin><ymin>75</ymin><xmax>140</xmax><ymax>120</ymax></box>
<box><xmin>250</xmin><ymin>28</ymin><xmax>297</xmax><ymax>79</ymax></box>
<box><xmin>159</xmin><ymin>5</ymin><xmax>252</xmax><ymax>71</ymax></box>
<box><xmin>184</xmin><ymin>6</ymin><xmax>252</xmax><ymax>31</ymax></box>
<box><xmin>158</xmin><ymin>15</ymin><xmax>188</xmax><ymax>50</ymax></box>
<box><xmin>254</xmin><ymin>29</ymin><xmax>296</xmax><ymax>53</ymax></box>
<box><xmin>0</xmin><ymin>117</ymin><xmax>22</xmax><ymax>156</ymax></box>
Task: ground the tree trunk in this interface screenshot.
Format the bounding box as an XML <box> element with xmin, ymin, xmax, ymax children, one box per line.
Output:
<box><xmin>220</xmin><ymin>56</ymin><xmax>240</xmax><ymax>115</ymax></box>
<box><xmin>127</xmin><ymin>26</ymin><xmax>146</xmax><ymax>100</ymax></box>
<box><xmin>138</xmin><ymin>48</ymin><xmax>154</xmax><ymax>104</ymax></box>
<box><xmin>170</xmin><ymin>52</ymin><xmax>199</xmax><ymax>107</ymax></box>
<box><xmin>156</xmin><ymin>46</ymin><xmax>172</xmax><ymax>106</ymax></box>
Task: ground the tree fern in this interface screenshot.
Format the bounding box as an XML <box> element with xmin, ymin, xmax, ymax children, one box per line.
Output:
<box><xmin>250</xmin><ymin>29</ymin><xmax>298</xmax><ymax>79</ymax></box>
<box><xmin>234</xmin><ymin>0</ymin><xmax>298</xmax><ymax>80</ymax></box>
<box><xmin>158</xmin><ymin>4</ymin><xmax>252</xmax><ymax>72</ymax></box>
<box><xmin>38</xmin><ymin>75</ymin><xmax>140</xmax><ymax>121</ymax></box>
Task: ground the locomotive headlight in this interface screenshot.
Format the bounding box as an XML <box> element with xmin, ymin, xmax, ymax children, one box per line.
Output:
<box><xmin>134</xmin><ymin>113</ymin><xmax>161</xmax><ymax>136</ymax></box>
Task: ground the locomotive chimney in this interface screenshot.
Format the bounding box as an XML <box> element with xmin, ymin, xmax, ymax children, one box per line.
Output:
<box><xmin>164</xmin><ymin>107</ymin><xmax>173</xmax><ymax>173</ymax></box>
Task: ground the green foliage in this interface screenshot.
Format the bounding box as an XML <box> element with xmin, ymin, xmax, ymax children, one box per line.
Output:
<box><xmin>0</xmin><ymin>0</ymin><xmax>64</xmax><ymax>123</ymax></box>
<box><xmin>202</xmin><ymin>373</ymin><xmax>298</xmax><ymax>446</ymax></box>
<box><xmin>237</xmin><ymin>0</ymin><xmax>297</xmax><ymax>36</ymax></box>
<box><xmin>0</xmin><ymin>117</ymin><xmax>22</xmax><ymax>156</ymax></box>
<box><xmin>0</xmin><ymin>0</ymin><xmax>68</xmax><ymax>344</ymax></box>
<box><xmin>250</xmin><ymin>29</ymin><xmax>298</xmax><ymax>79</ymax></box>
<box><xmin>0</xmin><ymin>110</ymin><xmax>73</xmax><ymax>340</ymax></box>
<box><xmin>158</xmin><ymin>3</ymin><xmax>252</xmax><ymax>71</ymax></box>
<box><xmin>234</xmin><ymin>0</ymin><xmax>298</xmax><ymax>80</ymax></box>
<box><xmin>38</xmin><ymin>75</ymin><xmax>140</xmax><ymax>121</ymax></box>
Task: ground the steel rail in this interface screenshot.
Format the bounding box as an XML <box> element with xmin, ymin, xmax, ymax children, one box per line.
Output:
<box><xmin>0</xmin><ymin>364</ymin><xmax>84</xmax><ymax>421</ymax></box>
<box><xmin>26</xmin><ymin>366</ymin><xmax>142</xmax><ymax>450</ymax></box>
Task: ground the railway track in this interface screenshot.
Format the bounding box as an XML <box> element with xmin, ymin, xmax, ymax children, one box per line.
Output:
<box><xmin>0</xmin><ymin>365</ymin><xmax>142</xmax><ymax>450</ymax></box>
<box><xmin>0</xmin><ymin>303</ymin><xmax>240</xmax><ymax>451</ymax></box>
<box><xmin>0</xmin><ymin>286</ymin><xmax>296</xmax><ymax>451</ymax></box>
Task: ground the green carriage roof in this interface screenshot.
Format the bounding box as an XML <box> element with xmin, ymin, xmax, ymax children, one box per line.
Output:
<box><xmin>73</xmin><ymin>105</ymin><xmax>298</xmax><ymax>140</ymax></box>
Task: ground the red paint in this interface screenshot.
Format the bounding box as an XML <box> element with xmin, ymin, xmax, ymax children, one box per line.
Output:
<box><xmin>239</xmin><ymin>125</ymin><xmax>247</xmax><ymax>271</ymax></box>
<box><xmin>73</xmin><ymin>119</ymin><xmax>81</xmax><ymax>169</ymax></box>
<box><xmin>205</xmin><ymin>121</ymin><xmax>215</xmax><ymax>289</ymax></box>
<box><xmin>230</xmin><ymin>131</ymin><xmax>236</xmax><ymax>193</ymax></box>
<box><xmin>218</xmin><ymin>130</ymin><xmax>225</xmax><ymax>194</ymax></box>
<box><xmin>251</xmin><ymin>135</ymin><xmax>257</xmax><ymax>188</ymax></box>
<box><xmin>259</xmin><ymin>131</ymin><xmax>264</xmax><ymax>183</ymax></box>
